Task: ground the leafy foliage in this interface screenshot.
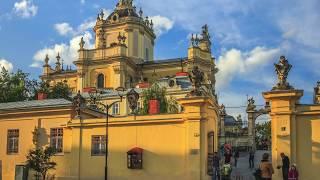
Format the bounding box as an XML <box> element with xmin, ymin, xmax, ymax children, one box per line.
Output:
<box><xmin>48</xmin><ymin>81</ymin><xmax>71</xmax><ymax>100</ymax></box>
<box><xmin>140</xmin><ymin>83</ymin><xmax>168</xmax><ymax>114</ymax></box>
<box><xmin>0</xmin><ymin>67</ymin><xmax>37</xmax><ymax>103</ymax></box>
<box><xmin>255</xmin><ymin>121</ymin><xmax>271</xmax><ymax>148</ymax></box>
<box><xmin>26</xmin><ymin>127</ymin><xmax>57</xmax><ymax>180</ymax></box>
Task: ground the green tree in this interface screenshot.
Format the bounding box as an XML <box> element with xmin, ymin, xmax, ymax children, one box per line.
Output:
<box><xmin>0</xmin><ymin>67</ymin><xmax>37</xmax><ymax>103</ymax></box>
<box><xmin>255</xmin><ymin>121</ymin><xmax>271</xmax><ymax>148</ymax></box>
<box><xmin>26</xmin><ymin>127</ymin><xmax>57</xmax><ymax>180</ymax></box>
<box><xmin>48</xmin><ymin>81</ymin><xmax>71</xmax><ymax>100</ymax></box>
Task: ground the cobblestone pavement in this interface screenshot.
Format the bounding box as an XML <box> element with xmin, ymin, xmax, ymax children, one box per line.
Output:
<box><xmin>229</xmin><ymin>150</ymin><xmax>271</xmax><ymax>180</ymax></box>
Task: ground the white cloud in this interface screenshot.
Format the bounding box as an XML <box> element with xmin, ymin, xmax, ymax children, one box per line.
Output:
<box><xmin>150</xmin><ymin>16</ymin><xmax>174</xmax><ymax>37</ymax></box>
<box><xmin>13</xmin><ymin>0</ymin><xmax>38</xmax><ymax>18</ymax></box>
<box><xmin>54</xmin><ymin>23</ymin><xmax>74</xmax><ymax>36</ymax></box>
<box><xmin>276</xmin><ymin>0</ymin><xmax>320</xmax><ymax>49</ymax></box>
<box><xmin>0</xmin><ymin>59</ymin><xmax>14</xmax><ymax>72</ymax></box>
<box><xmin>31</xmin><ymin>32</ymin><xmax>94</xmax><ymax>68</ymax></box>
<box><xmin>216</xmin><ymin>46</ymin><xmax>280</xmax><ymax>90</ymax></box>
<box><xmin>54</xmin><ymin>9</ymin><xmax>111</xmax><ymax>37</ymax></box>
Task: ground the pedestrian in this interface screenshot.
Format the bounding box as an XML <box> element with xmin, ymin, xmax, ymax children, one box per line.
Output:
<box><xmin>221</xmin><ymin>163</ymin><xmax>232</xmax><ymax>180</ymax></box>
<box><xmin>212</xmin><ymin>152</ymin><xmax>220</xmax><ymax>180</ymax></box>
<box><xmin>224</xmin><ymin>149</ymin><xmax>232</xmax><ymax>164</ymax></box>
<box><xmin>234</xmin><ymin>149</ymin><xmax>239</xmax><ymax>167</ymax></box>
<box><xmin>259</xmin><ymin>152</ymin><xmax>274</xmax><ymax>180</ymax></box>
<box><xmin>288</xmin><ymin>164</ymin><xmax>298</xmax><ymax>180</ymax></box>
<box><xmin>249</xmin><ymin>149</ymin><xmax>255</xmax><ymax>169</ymax></box>
<box><xmin>277</xmin><ymin>152</ymin><xmax>290</xmax><ymax>180</ymax></box>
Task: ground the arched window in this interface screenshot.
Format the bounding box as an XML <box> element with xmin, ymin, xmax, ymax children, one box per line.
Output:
<box><xmin>97</xmin><ymin>74</ymin><xmax>105</xmax><ymax>89</ymax></box>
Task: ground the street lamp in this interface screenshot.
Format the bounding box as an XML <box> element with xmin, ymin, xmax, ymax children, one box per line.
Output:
<box><xmin>88</xmin><ymin>87</ymin><xmax>139</xmax><ymax>180</ymax></box>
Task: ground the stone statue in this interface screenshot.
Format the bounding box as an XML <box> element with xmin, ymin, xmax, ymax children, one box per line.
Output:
<box><xmin>219</xmin><ymin>104</ymin><xmax>226</xmax><ymax>116</ymax></box>
<box><xmin>127</xmin><ymin>89</ymin><xmax>139</xmax><ymax>113</ymax></box>
<box><xmin>189</xmin><ymin>66</ymin><xmax>204</xmax><ymax>96</ymax></box>
<box><xmin>273</xmin><ymin>56</ymin><xmax>293</xmax><ymax>90</ymax></box>
<box><xmin>97</xmin><ymin>29</ymin><xmax>106</xmax><ymax>48</ymax></box>
<box><xmin>44</xmin><ymin>54</ymin><xmax>49</xmax><ymax>65</ymax></box>
<box><xmin>73</xmin><ymin>91</ymin><xmax>85</xmax><ymax>117</ymax></box>
<box><xmin>246</xmin><ymin>97</ymin><xmax>256</xmax><ymax>111</ymax></box>
<box><xmin>79</xmin><ymin>37</ymin><xmax>85</xmax><ymax>50</ymax></box>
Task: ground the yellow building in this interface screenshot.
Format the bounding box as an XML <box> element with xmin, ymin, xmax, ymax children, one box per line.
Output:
<box><xmin>262</xmin><ymin>56</ymin><xmax>320</xmax><ymax>180</ymax></box>
<box><xmin>0</xmin><ymin>0</ymin><xmax>221</xmax><ymax>180</ymax></box>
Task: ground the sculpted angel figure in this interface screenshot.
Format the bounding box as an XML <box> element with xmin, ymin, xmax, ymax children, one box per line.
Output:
<box><xmin>273</xmin><ymin>56</ymin><xmax>293</xmax><ymax>90</ymax></box>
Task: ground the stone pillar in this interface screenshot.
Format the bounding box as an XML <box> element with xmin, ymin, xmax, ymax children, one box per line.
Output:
<box><xmin>178</xmin><ymin>96</ymin><xmax>219</xmax><ymax>180</ymax></box>
<box><xmin>263</xmin><ymin>89</ymin><xmax>303</xmax><ymax>179</ymax></box>
<box><xmin>247</xmin><ymin>111</ymin><xmax>256</xmax><ymax>150</ymax></box>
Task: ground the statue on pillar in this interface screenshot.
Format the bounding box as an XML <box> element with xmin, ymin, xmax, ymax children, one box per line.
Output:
<box><xmin>314</xmin><ymin>81</ymin><xmax>320</xmax><ymax>104</ymax></box>
<box><xmin>79</xmin><ymin>37</ymin><xmax>85</xmax><ymax>50</ymax></box>
<box><xmin>219</xmin><ymin>104</ymin><xmax>226</xmax><ymax>116</ymax></box>
<box><xmin>189</xmin><ymin>66</ymin><xmax>204</xmax><ymax>96</ymax></box>
<box><xmin>272</xmin><ymin>56</ymin><xmax>294</xmax><ymax>90</ymax></box>
<box><xmin>246</xmin><ymin>97</ymin><xmax>256</xmax><ymax>111</ymax></box>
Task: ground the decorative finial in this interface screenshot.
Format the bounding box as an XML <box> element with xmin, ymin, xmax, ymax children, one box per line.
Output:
<box><xmin>139</xmin><ymin>7</ymin><xmax>143</xmax><ymax>17</ymax></box>
<box><xmin>79</xmin><ymin>37</ymin><xmax>85</xmax><ymax>50</ymax></box>
<box><xmin>150</xmin><ymin>20</ymin><xmax>153</xmax><ymax>29</ymax></box>
<box><xmin>272</xmin><ymin>55</ymin><xmax>293</xmax><ymax>90</ymax></box>
<box><xmin>118</xmin><ymin>32</ymin><xmax>122</xmax><ymax>45</ymax></box>
<box><xmin>61</xmin><ymin>59</ymin><xmax>64</xmax><ymax>71</ymax></box>
<box><xmin>56</xmin><ymin>52</ymin><xmax>61</xmax><ymax>62</ymax></box>
<box><xmin>100</xmin><ymin>9</ymin><xmax>104</xmax><ymax>20</ymax></box>
<box><xmin>44</xmin><ymin>54</ymin><xmax>49</xmax><ymax>65</ymax></box>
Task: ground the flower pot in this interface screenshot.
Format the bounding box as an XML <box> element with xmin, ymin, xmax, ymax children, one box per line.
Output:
<box><xmin>37</xmin><ymin>93</ymin><xmax>48</xmax><ymax>100</ymax></box>
<box><xmin>176</xmin><ymin>72</ymin><xmax>189</xmax><ymax>77</ymax></box>
<box><xmin>148</xmin><ymin>99</ymin><xmax>160</xmax><ymax>114</ymax></box>
<box><xmin>83</xmin><ymin>87</ymin><xmax>96</xmax><ymax>93</ymax></box>
<box><xmin>136</xmin><ymin>82</ymin><xmax>150</xmax><ymax>88</ymax></box>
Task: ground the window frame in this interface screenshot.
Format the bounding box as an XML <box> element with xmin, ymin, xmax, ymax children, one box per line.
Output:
<box><xmin>97</xmin><ymin>74</ymin><xmax>105</xmax><ymax>89</ymax></box>
<box><xmin>112</xmin><ymin>102</ymin><xmax>120</xmax><ymax>115</ymax></box>
<box><xmin>7</xmin><ymin>129</ymin><xmax>19</xmax><ymax>154</ymax></box>
<box><xmin>50</xmin><ymin>128</ymin><xmax>63</xmax><ymax>153</ymax></box>
<box><xmin>91</xmin><ymin>135</ymin><xmax>106</xmax><ymax>156</ymax></box>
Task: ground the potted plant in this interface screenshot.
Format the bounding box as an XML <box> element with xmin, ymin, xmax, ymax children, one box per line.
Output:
<box><xmin>141</xmin><ymin>83</ymin><xmax>167</xmax><ymax>115</ymax></box>
<box><xmin>37</xmin><ymin>81</ymin><xmax>50</xmax><ymax>100</ymax></box>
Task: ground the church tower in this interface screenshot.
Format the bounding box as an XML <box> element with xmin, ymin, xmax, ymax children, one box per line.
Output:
<box><xmin>75</xmin><ymin>0</ymin><xmax>156</xmax><ymax>91</ymax></box>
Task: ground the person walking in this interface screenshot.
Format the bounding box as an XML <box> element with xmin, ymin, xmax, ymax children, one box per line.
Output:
<box><xmin>212</xmin><ymin>152</ymin><xmax>220</xmax><ymax>180</ymax></box>
<box><xmin>224</xmin><ymin>149</ymin><xmax>232</xmax><ymax>164</ymax></box>
<box><xmin>259</xmin><ymin>153</ymin><xmax>274</xmax><ymax>180</ymax></box>
<box><xmin>234</xmin><ymin>150</ymin><xmax>239</xmax><ymax>167</ymax></box>
<box><xmin>277</xmin><ymin>152</ymin><xmax>290</xmax><ymax>180</ymax></box>
<box><xmin>288</xmin><ymin>164</ymin><xmax>299</xmax><ymax>180</ymax></box>
<box><xmin>249</xmin><ymin>149</ymin><xmax>255</xmax><ymax>169</ymax></box>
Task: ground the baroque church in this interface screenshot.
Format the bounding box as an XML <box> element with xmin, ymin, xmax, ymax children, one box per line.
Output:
<box><xmin>0</xmin><ymin>1</ymin><xmax>222</xmax><ymax>180</ymax></box>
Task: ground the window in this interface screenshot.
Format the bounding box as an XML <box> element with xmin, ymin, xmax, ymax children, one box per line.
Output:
<box><xmin>7</xmin><ymin>129</ymin><xmax>19</xmax><ymax>154</ymax></box>
<box><xmin>112</xmin><ymin>102</ymin><xmax>120</xmax><ymax>115</ymax></box>
<box><xmin>91</xmin><ymin>136</ymin><xmax>106</xmax><ymax>156</ymax></box>
<box><xmin>50</xmin><ymin>128</ymin><xmax>63</xmax><ymax>153</ymax></box>
<box><xmin>97</xmin><ymin>74</ymin><xmax>105</xmax><ymax>89</ymax></box>
<box><xmin>207</xmin><ymin>131</ymin><xmax>214</xmax><ymax>175</ymax></box>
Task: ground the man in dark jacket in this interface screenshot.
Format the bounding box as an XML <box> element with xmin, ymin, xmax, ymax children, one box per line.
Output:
<box><xmin>212</xmin><ymin>152</ymin><xmax>220</xmax><ymax>180</ymax></box>
<box><xmin>279</xmin><ymin>152</ymin><xmax>290</xmax><ymax>180</ymax></box>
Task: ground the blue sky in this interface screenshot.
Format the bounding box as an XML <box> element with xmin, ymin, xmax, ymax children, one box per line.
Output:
<box><xmin>0</xmin><ymin>0</ymin><xmax>319</xmax><ymax>118</ymax></box>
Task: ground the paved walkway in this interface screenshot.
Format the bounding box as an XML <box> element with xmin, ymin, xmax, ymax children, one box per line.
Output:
<box><xmin>229</xmin><ymin>150</ymin><xmax>270</xmax><ymax>180</ymax></box>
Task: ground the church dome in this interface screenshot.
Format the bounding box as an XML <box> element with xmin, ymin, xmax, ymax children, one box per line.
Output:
<box><xmin>107</xmin><ymin>0</ymin><xmax>140</xmax><ymax>22</ymax></box>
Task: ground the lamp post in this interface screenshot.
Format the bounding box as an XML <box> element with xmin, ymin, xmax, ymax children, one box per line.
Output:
<box><xmin>88</xmin><ymin>87</ymin><xmax>139</xmax><ymax>180</ymax></box>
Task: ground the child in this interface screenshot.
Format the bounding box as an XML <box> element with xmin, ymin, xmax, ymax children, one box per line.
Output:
<box><xmin>288</xmin><ymin>164</ymin><xmax>299</xmax><ymax>180</ymax></box>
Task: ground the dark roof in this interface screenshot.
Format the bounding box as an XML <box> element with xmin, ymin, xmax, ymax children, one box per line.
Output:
<box><xmin>224</xmin><ymin>115</ymin><xmax>238</xmax><ymax>126</ymax></box>
<box><xmin>107</xmin><ymin>8</ymin><xmax>139</xmax><ymax>20</ymax></box>
<box><xmin>0</xmin><ymin>99</ymin><xmax>72</xmax><ymax>111</ymax></box>
<box><xmin>142</xmin><ymin>57</ymin><xmax>187</xmax><ymax>65</ymax></box>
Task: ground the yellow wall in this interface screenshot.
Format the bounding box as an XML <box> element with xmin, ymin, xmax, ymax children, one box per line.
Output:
<box><xmin>0</xmin><ymin>96</ymin><xmax>219</xmax><ymax>180</ymax></box>
<box><xmin>263</xmin><ymin>90</ymin><xmax>320</xmax><ymax>180</ymax></box>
